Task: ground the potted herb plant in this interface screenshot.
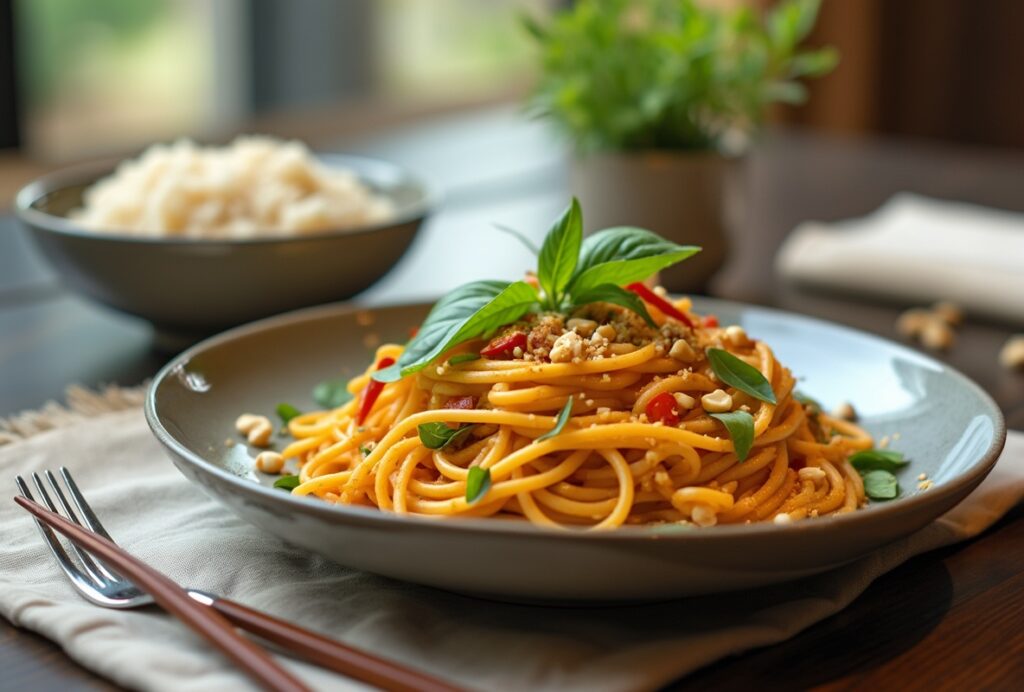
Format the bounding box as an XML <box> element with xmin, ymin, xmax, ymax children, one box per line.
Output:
<box><xmin>525</xmin><ymin>0</ymin><xmax>837</xmax><ymax>291</ymax></box>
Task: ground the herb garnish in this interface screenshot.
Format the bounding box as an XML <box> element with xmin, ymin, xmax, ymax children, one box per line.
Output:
<box><xmin>706</xmin><ymin>348</ymin><xmax>776</xmax><ymax>404</ymax></box>
<box><xmin>860</xmin><ymin>469</ymin><xmax>898</xmax><ymax>501</ymax></box>
<box><xmin>466</xmin><ymin>466</ymin><xmax>492</xmax><ymax>504</ymax></box>
<box><xmin>273</xmin><ymin>475</ymin><xmax>301</xmax><ymax>491</ymax></box>
<box><xmin>275</xmin><ymin>403</ymin><xmax>301</xmax><ymax>424</ymax></box>
<box><xmin>536</xmin><ymin>398</ymin><xmax>575</xmax><ymax>443</ymax></box>
<box><xmin>418</xmin><ymin>422</ymin><xmax>476</xmax><ymax>450</ymax></box>
<box><xmin>849</xmin><ymin>449</ymin><xmax>909</xmax><ymax>501</ymax></box>
<box><xmin>448</xmin><ymin>353</ymin><xmax>481</xmax><ymax>365</ymax></box>
<box><xmin>374</xmin><ymin>200</ymin><xmax>700</xmax><ymax>382</ymax></box>
<box><xmin>849</xmin><ymin>449</ymin><xmax>908</xmax><ymax>473</ymax></box>
<box><xmin>312</xmin><ymin>378</ymin><xmax>354</xmax><ymax>409</ymax></box>
<box><xmin>709</xmin><ymin>411</ymin><xmax>755</xmax><ymax>461</ymax></box>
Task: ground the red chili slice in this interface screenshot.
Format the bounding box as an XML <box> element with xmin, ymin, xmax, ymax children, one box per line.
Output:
<box><xmin>702</xmin><ymin>314</ymin><xmax>719</xmax><ymax>328</ymax></box>
<box><xmin>355</xmin><ymin>356</ymin><xmax>395</xmax><ymax>425</ymax></box>
<box><xmin>626</xmin><ymin>283</ymin><xmax>695</xmax><ymax>328</ymax></box>
<box><xmin>480</xmin><ymin>331</ymin><xmax>527</xmax><ymax>359</ymax></box>
<box><xmin>645</xmin><ymin>392</ymin><xmax>680</xmax><ymax>426</ymax></box>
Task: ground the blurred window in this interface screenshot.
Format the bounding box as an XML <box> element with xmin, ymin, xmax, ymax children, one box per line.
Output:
<box><xmin>374</xmin><ymin>0</ymin><xmax>550</xmax><ymax>105</ymax></box>
<box><xmin>15</xmin><ymin>0</ymin><xmax>247</xmax><ymax>161</ymax></box>
<box><xmin>11</xmin><ymin>0</ymin><xmax>552</xmax><ymax>162</ymax></box>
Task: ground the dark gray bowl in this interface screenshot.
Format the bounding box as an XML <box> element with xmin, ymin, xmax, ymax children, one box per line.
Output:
<box><xmin>15</xmin><ymin>154</ymin><xmax>434</xmax><ymax>342</ymax></box>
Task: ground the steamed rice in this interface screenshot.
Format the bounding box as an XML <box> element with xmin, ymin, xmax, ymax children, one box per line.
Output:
<box><xmin>71</xmin><ymin>136</ymin><xmax>394</xmax><ymax>238</ymax></box>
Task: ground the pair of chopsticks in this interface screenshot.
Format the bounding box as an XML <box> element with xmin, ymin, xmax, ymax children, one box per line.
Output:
<box><xmin>15</xmin><ymin>496</ymin><xmax>461</xmax><ymax>692</ymax></box>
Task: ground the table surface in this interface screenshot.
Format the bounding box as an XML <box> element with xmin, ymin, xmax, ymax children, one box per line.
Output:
<box><xmin>2</xmin><ymin>109</ymin><xmax>1023</xmax><ymax>690</ymax></box>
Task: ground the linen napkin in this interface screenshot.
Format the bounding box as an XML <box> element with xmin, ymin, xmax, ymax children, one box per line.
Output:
<box><xmin>775</xmin><ymin>193</ymin><xmax>1024</xmax><ymax>324</ymax></box>
<box><xmin>1</xmin><ymin>390</ymin><xmax>1020</xmax><ymax>692</ymax></box>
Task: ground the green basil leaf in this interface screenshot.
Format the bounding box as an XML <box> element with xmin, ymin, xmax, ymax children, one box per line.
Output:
<box><xmin>466</xmin><ymin>466</ymin><xmax>492</xmax><ymax>504</ymax></box>
<box><xmin>273</xmin><ymin>475</ymin><xmax>301</xmax><ymax>491</ymax></box>
<box><xmin>568</xmin><ymin>227</ymin><xmax>700</xmax><ymax>295</ymax></box>
<box><xmin>570</xmin><ymin>283</ymin><xmax>656</xmax><ymax>327</ymax></box>
<box><xmin>536</xmin><ymin>397</ymin><xmax>574</xmax><ymax>443</ymax></box>
<box><xmin>706</xmin><ymin>348</ymin><xmax>777</xmax><ymax>405</ymax></box>
<box><xmin>359</xmin><ymin>446</ymin><xmax>371</xmax><ymax>456</ymax></box>
<box><xmin>418</xmin><ymin>422</ymin><xmax>476</xmax><ymax>450</ymax></box>
<box><xmin>861</xmin><ymin>469</ymin><xmax>899</xmax><ymax>501</ymax></box>
<box><xmin>375</xmin><ymin>280</ymin><xmax>538</xmax><ymax>381</ymax></box>
<box><xmin>448</xmin><ymin>353</ymin><xmax>480</xmax><ymax>365</ymax></box>
<box><xmin>312</xmin><ymin>378</ymin><xmax>353</xmax><ymax>409</ymax></box>
<box><xmin>709</xmin><ymin>411</ymin><xmax>755</xmax><ymax>462</ymax></box>
<box><xmin>537</xmin><ymin>198</ymin><xmax>582</xmax><ymax>305</ymax></box>
<box><xmin>849</xmin><ymin>450</ymin><xmax>909</xmax><ymax>473</ymax></box>
<box><xmin>275</xmin><ymin>403</ymin><xmax>301</xmax><ymax>424</ymax></box>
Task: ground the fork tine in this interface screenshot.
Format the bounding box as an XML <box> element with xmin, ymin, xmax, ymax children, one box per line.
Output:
<box><xmin>33</xmin><ymin>472</ymin><xmax>112</xmax><ymax>585</ymax></box>
<box><xmin>59</xmin><ymin>467</ymin><xmax>114</xmax><ymax>541</ymax></box>
<box><xmin>17</xmin><ymin>475</ymin><xmax>104</xmax><ymax>590</ymax></box>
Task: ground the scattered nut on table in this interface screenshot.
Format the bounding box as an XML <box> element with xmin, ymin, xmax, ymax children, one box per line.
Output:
<box><xmin>920</xmin><ymin>319</ymin><xmax>955</xmax><ymax>351</ymax></box>
<box><xmin>932</xmin><ymin>301</ymin><xmax>964</xmax><ymax>326</ymax></box>
<box><xmin>999</xmin><ymin>335</ymin><xmax>1024</xmax><ymax>370</ymax></box>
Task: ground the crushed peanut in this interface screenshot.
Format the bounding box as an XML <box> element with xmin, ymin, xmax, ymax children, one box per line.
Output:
<box><xmin>701</xmin><ymin>389</ymin><xmax>733</xmax><ymax>413</ymax></box>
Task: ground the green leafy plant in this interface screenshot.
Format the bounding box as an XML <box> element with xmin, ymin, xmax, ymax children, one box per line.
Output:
<box><xmin>524</xmin><ymin>0</ymin><xmax>837</xmax><ymax>153</ymax></box>
<box><xmin>375</xmin><ymin>199</ymin><xmax>699</xmax><ymax>381</ymax></box>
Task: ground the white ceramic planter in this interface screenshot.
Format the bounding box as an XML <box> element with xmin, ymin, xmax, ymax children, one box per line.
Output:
<box><xmin>571</xmin><ymin>151</ymin><xmax>743</xmax><ymax>293</ymax></box>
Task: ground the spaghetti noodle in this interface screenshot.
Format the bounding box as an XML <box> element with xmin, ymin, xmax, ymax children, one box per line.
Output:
<box><xmin>276</xmin><ymin>295</ymin><xmax>874</xmax><ymax>529</ymax></box>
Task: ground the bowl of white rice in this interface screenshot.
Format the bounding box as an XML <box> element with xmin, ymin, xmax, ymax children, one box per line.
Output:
<box><xmin>16</xmin><ymin>136</ymin><xmax>434</xmax><ymax>342</ymax></box>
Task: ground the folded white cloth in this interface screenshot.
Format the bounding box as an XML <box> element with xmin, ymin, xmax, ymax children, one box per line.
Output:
<box><xmin>1</xmin><ymin>396</ymin><xmax>1021</xmax><ymax>692</ymax></box>
<box><xmin>776</xmin><ymin>194</ymin><xmax>1024</xmax><ymax>324</ymax></box>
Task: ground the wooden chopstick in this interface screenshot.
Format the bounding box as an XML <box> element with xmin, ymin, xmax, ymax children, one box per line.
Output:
<box><xmin>15</xmin><ymin>496</ymin><xmax>310</xmax><ymax>692</ymax></box>
<box><xmin>15</xmin><ymin>495</ymin><xmax>464</xmax><ymax>692</ymax></box>
<box><xmin>206</xmin><ymin>597</ymin><xmax>463</xmax><ymax>692</ymax></box>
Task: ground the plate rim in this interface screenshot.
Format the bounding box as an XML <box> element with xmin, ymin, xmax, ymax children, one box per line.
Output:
<box><xmin>145</xmin><ymin>297</ymin><xmax>1007</xmax><ymax>543</ymax></box>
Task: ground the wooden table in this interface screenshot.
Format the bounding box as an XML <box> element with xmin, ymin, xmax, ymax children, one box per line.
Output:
<box><xmin>2</xmin><ymin>111</ymin><xmax>1023</xmax><ymax>690</ymax></box>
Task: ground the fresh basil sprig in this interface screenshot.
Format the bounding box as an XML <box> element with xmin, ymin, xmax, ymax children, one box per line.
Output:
<box><xmin>536</xmin><ymin>398</ymin><xmax>575</xmax><ymax>443</ymax></box>
<box><xmin>466</xmin><ymin>466</ymin><xmax>492</xmax><ymax>504</ymax></box>
<box><xmin>375</xmin><ymin>280</ymin><xmax>538</xmax><ymax>381</ymax></box>
<box><xmin>709</xmin><ymin>411</ymin><xmax>755</xmax><ymax>461</ymax></box>
<box><xmin>377</xmin><ymin>199</ymin><xmax>701</xmax><ymax>381</ymax></box>
<box><xmin>860</xmin><ymin>469</ymin><xmax>898</xmax><ymax>501</ymax></box>
<box><xmin>567</xmin><ymin>227</ymin><xmax>700</xmax><ymax>295</ymax></box>
<box><xmin>273</xmin><ymin>475</ymin><xmax>301</xmax><ymax>491</ymax></box>
<box><xmin>849</xmin><ymin>450</ymin><xmax>908</xmax><ymax>473</ymax></box>
<box><xmin>537</xmin><ymin>199</ymin><xmax>582</xmax><ymax>309</ymax></box>
<box><xmin>418</xmin><ymin>422</ymin><xmax>476</xmax><ymax>450</ymax></box>
<box><xmin>706</xmin><ymin>348</ymin><xmax>777</xmax><ymax>405</ymax></box>
<box><xmin>448</xmin><ymin>353</ymin><xmax>481</xmax><ymax>365</ymax></box>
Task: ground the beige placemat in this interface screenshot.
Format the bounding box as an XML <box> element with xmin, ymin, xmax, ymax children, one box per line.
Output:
<box><xmin>1</xmin><ymin>389</ymin><xmax>1021</xmax><ymax>692</ymax></box>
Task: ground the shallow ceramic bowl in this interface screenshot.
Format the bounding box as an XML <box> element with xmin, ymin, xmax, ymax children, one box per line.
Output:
<box><xmin>146</xmin><ymin>298</ymin><xmax>1006</xmax><ymax>602</ymax></box>
<box><xmin>16</xmin><ymin>155</ymin><xmax>433</xmax><ymax>342</ymax></box>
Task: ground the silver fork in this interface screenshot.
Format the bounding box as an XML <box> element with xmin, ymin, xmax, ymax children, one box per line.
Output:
<box><xmin>16</xmin><ymin>467</ymin><xmax>220</xmax><ymax>609</ymax></box>
<box><xmin>15</xmin><ymin>467</ymin><xmax>461</xmax><ymax>692</ymax></box>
